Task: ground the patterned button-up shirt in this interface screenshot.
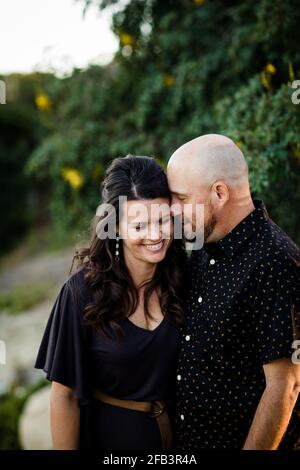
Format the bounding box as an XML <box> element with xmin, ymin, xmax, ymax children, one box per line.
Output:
<box><xmin>175</xmin><ymin>199</ymin><xmax>300</xmax><ymax>450</ymax></box>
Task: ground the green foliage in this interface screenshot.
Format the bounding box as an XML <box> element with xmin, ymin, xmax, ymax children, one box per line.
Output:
<box><xmin>0</xmin><ymin>379</ymin><xmax>48</xmax><ymax>450</ymax></box>
<box><xmin>26</xmin><ymin>0</ymin><xmax>300</xmax><ymax>244</ymax></box>
<box><xmin>0</xmin><ymin>281</ymin><xmax>56</xmax><ymax>315</ymax></box>
<box><xmin>216</xmin><ymin>76</ymin><xmax>300</xmax><ymax>241</ymax></box>
<box><xmin>0</xmin><ymin>392</ymin><xmax>24</xmax><ymax>450</ymax></box>
<box><xmin>0</xmin><ymin>73</ymin><xmax>61</xmax><ymax>254</ymax></box>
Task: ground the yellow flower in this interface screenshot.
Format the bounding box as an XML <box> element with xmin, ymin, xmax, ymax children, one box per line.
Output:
<box><xmin>261</xmin><ymin>64</ymin><xmax>276</xmax><ymax>90</ymax></box>
<box><xmin>120</xmin><ymin>33</ymin><xmax>136</xmax><ymax>47</ymax></box>
<box><xmin>264</xmin><ymin>63</ymin><xmax>276</xmax><ymax>75</ymax></box>
<box><xmin>289</xmin><ymin>62</ymin><xmax>295</xmax><ymax>82</ymax></box>
<box><xmin>163</xmin><ymin>74</ymin><xmax>176</xmax><ymax>87</ymax></box>
<box><xmin>61</xmin><ymin>167</ymin><xmax>84</xmax><ymax>189</ymax></box>
<box><xmin>261</xmin><ymin>71</ymin><xmax>272</xmax><ymax>91</ymax></box>
<box><xmin>194</xmin><ymin>0</ymin><xmax>206</xmax><ymax>5</ymax></box>
<box><xmin>292</xmin><ymin>144</ymin><xmax>300</xmax><ymax>164</ymax></box>
<box><xmin>35</xmin><ymin>93</ymin><xmax>52</xmax><ymax>111</ymax></box>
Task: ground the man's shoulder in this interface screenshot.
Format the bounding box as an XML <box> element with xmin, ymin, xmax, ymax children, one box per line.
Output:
<box><xmin>258</xmin><ymin>218</ymin><xmax>300</xmax><ymax>268</ymax></box>
<box><xmin>248</xmin><ymin>218</ymin><xmax>300</xmax><ymax>286</ymax></box>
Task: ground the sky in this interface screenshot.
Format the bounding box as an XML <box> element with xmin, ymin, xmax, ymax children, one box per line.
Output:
<box><xmin>0</xmin><ymin>0</ymin><xmax>119</xmax><ymax>76</ymax></box>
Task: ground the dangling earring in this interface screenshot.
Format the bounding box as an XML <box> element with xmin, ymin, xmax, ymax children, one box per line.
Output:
<box><xmin>115</xmin><ymin>232</ymin><xmax>120</xmax><ymax>261</ymax></box>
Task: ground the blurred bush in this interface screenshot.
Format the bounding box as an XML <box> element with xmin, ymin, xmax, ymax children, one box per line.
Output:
<box><xmin>0</xmin><ymin>73</ymin><xmax>62</xmax><ymax>254</ymax></box>
<box><xmin>0</xmin><ymin>380</ymin><xmax>48</xmax><ymax>450</ymax></box>
<box><xmin>24</xmin><ymin>0</ymin><xmax>300</xmax><ymax>244</ymax></box>
<box><xmin>0</xmin><ymin>281</ymin><xmax>56</xmax><ymax>315</ymax></box>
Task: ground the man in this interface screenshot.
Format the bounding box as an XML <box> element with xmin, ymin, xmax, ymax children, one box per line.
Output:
<box><xmin>167</xmin><ymin>134</ymin><xmax>300</xmax><ymax>450</ymax></box>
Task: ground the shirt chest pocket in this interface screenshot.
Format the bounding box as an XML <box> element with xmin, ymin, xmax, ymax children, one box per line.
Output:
<box><xmin>196</xmin><ymin>291</ymin><xmax>250</xmax><ymax>356</ymax></box>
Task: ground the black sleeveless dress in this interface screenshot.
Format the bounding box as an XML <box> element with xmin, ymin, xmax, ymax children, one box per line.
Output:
<box><xmin>34</xmin><ymin>263</ymin><xmax>180</xmax><ymax>450</ymax></box>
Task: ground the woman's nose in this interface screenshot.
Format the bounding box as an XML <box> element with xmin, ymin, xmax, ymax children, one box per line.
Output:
<box><xmin>148</xmin><ymin>225</ymin><xmax>162</xmax><ymax>240</ymax></box>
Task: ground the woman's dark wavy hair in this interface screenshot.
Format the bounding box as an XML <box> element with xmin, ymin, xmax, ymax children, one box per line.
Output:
<box><xmin>69</xmin><ymin>155</ymin><xmax>187</xmax><ymax>340</ymax></box>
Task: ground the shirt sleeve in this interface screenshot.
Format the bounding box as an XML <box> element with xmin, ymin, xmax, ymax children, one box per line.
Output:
<box><xmin>34</xmin><ymin>275</ymin><xmax>92</xmax><ymax>405</ymax></box>
<box><xmin>252</xmin><ymin>257</ymin><xmax>300</xmax><ymax>366</ymax></box>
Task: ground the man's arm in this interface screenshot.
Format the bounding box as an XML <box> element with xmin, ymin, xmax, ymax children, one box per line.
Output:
<box><xmin>242</xmin><ymin>358</ymin><xmax>300</xmax><ymax>450</ymax></box>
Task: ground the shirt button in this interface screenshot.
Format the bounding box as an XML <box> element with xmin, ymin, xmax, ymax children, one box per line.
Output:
<box><xmin>185</xmin><ymin>335</ymin><xmax>191</xmax><ymax>341</ymax></box>
<box><xmin>180</xmin><ymin>414</ymin><xmax>185</xmax><ymax>421</ymax></box>
<box><xmin>198</xmin><ymin>296</ymin><xmax>203</xmax><ymax>303</ymax></box>
<box><xmin>177</xmin><ymin>374</ymin><xmax>182</xmax><ymax>381</ymax></box>
<box><xmin>210</xmin><ymin>258</ymin><xmax>216</xmax><ymax>265</ymax></box>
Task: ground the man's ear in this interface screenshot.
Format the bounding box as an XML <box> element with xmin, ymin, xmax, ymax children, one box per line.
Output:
<box><xmin>211</xmin><ymin>180</ymin><xmax>229</xmax><ymax>205</ymax></box>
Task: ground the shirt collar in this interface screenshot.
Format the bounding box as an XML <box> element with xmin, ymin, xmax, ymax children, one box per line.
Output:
<box><xmin>203</xmin><ymin>199</ymin><xmax>269</xmax><ymax>258</ymax></box>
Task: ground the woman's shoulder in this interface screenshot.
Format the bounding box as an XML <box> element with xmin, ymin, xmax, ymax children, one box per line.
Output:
<box><xmin>64</xmin><ymin>262</ymin><xmax>94</xmax><ymax>308</ymax></box>
<box><xmin>66</xmin><ymin>262</ymin><xmax>89</xmax><ymax>285</ymax></box>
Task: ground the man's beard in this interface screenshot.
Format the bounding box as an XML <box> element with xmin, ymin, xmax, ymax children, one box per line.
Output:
<box><xmin>184</xmin><ymin>209</ymin><xmax>217</xmax><ymax>244</ymax></box>
<box><xmin>204</xmin><ymin>211</ymin><xmax>217</xmax><ymax>242</ymax></box>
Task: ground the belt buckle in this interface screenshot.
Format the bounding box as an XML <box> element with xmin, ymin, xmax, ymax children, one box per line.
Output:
<box><xmin>147</xmin><ymin>401</ymin><xmax>164</xmax><ymax>418</ymax></box>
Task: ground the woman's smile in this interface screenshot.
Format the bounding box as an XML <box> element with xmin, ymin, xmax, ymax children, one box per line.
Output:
<box><xmin>141</xmin><ymin>240</ymin><xmax>164</xmax><ymax>252</ymax></box>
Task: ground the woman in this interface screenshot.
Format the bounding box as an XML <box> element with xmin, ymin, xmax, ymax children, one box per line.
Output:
<box><xmin>34</xmin><ymin>155</ymin><xmax>187</xmax><ymax>450</ymax></box>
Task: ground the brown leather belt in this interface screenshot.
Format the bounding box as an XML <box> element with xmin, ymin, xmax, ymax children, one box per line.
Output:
<box><xmin>93</xmin><ymin>389</ymin><xmax>173</xmax><ymax>450</ymax></box>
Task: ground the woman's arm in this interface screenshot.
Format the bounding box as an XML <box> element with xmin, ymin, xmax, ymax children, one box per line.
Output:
<box><xmin>50</xmin><ymin>381</ymin><xmax>81</xmax><ymax>449</ymax></box>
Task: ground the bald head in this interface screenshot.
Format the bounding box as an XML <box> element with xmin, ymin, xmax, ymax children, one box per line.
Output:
<box><xmin>167</xmin><ymin>134</ymin><xmax>255</xmax><ymax>244</ymax></box>
<box><xmin>168</xmin><ymin>134</ymin><xmax>249</xmax><ymax>191</ymax></box>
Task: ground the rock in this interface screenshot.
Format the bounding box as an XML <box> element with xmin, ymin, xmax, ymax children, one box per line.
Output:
<box><xmin>0</xmin><ymin>300</ymin><xmax>55</xmax><ymax>392</ymax></box>
<box><xmin>19</xmin><ymin>385</ymin><xmax>52</xmax><ymax>450</ymax></box>
<box><xmin>0</xmin><ymin>247</ymin><xmax>75</xmax><ymax>393</ymax></box>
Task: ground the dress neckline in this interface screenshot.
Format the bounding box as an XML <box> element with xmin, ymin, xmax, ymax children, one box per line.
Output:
<box><xmin>125</xmin><ymin>312</ymin><xmax>168</xmax><ymax>333</ymax></box>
